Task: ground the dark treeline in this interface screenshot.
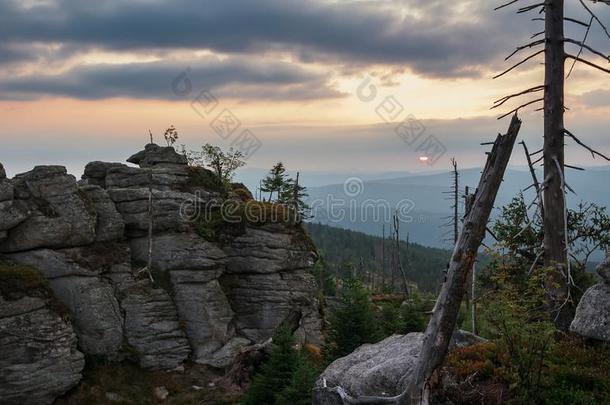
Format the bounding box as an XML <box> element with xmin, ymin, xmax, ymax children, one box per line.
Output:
<box><xmin>305</xmin><ymin>222</ymin><xmax>453</xmax><ymax>293</ymax></box>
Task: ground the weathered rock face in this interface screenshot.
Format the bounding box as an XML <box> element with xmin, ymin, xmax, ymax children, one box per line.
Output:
<box><xmin>0</xmin><ymin>265</ymin><xmax>85</xmax><ymax>405</ymax></box>
<box><xmin>7</xmin><ymin>247</ymin><xmax>125</xmax><ymax>357</ymax></box>
<box><xmin>0</xmin><ymin>144</ymin><xmax>322</xmax><ymax>402</ymax></box>
<box><xmin>107</xmin><ymin>264</ymin><xmax>191</xmax><ymax>369</ymax></box>
<box><xmin>571</xmin><ymin>255</ymin><xmax>610</xmax><ymax>342</ymax></box>
<box><xmin>571</xmin><ymin>284</ymin><xmax>610</xmax><ymax>341</ymax></box>
<box><xmin>1</xmin><ymin>166</ymin><xmax>96</xmax><ymax>252</ymax></box>
<box><xmin>313</xmin><ymin>331</ymin><xmax>485</xmax><ymax>404</ymax></box>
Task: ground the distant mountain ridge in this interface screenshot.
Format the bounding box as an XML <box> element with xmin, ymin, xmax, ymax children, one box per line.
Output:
<box><xmin>304</xmin><ymin>166</ymin><xmax>610</xmax><ymax>252</ymax></box>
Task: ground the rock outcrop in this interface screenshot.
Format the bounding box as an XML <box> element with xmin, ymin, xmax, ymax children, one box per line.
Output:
<box><xmin>0</xmin><ymin>144</ymin><xmax>322</xmax><ymax>403</ymax></box>
<box><xmin>0</xmin><ymin>264</ymin><xmax>85</xmax><ymax>405</ymax></box>
<box><xmin>571</xmin><ymin>255</ymin><xmax>610</xmax><ymax>342</ymax></box>
<box><xmin>312</xmin><ymin>330</ymin><xmax>485</xmax><ymax>404</ymax></box>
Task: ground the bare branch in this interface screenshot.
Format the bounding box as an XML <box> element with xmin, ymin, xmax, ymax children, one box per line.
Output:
<box><xmin>564</xmin><ymin>129</ymin><xmax>610</xmax><ymax>162</ymax></box>
<box><xmin>518</xmin><ymin>3</ymin><xmax>545</xmax><ymax>13</ymax></box>
<box><xmin>566</xmin><ymin>54</ymin><xmax>610</xmax><ymax>74</ymax></box>
<box><xmin>565</xmin><ymin>38</ymin><xmax>610</xmax><ymax>61</ymax></box>
<box><xmin>567</xmin><ymin>16</ymin><xmax>595</xmax><ymax>78</ymax></box>
<box><xmin>505</xmin><ymin>39</ymin><xmax>546</xmax><ymax>61</ymax></box>
<box><xmin>565</xmin><ymin>164</ymin><xmax>585</xmax><ymax>171</ymax></box>
<box><xmin>565</xmin><ymin>17</ymin><xmax>591</xmax><ymax>27</ymax></box>
<box><xmin>579</xmin><ymin>0</ymin><xmax>610</xmax><ymax>40</ymax></box>
<box><xmin>531</xmin><ymin>30</ymin><xmax>545</xmax><ymax>38</ymax></box>
<box><xmin>494</xmin><ymin>0</ymin><xmax>521</xmax><ymax>11</ymax></box>
<box><xmin>497</xmin><ymin>98</ymin><xmax>543</xmax><ymax>119</ymax></box>
<box><xmin>493</xmin><ymin>49</ymin><xmax>545</xmax><ymax>79</ymax></box>
<box><xmin>492</xmin><ymin>85</ymin><xmax>545</xmax><ymax>109</ymax></box>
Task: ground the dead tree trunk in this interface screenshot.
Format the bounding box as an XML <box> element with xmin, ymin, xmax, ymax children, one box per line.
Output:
<box><xmin>382</xmin><ymin>224</ymin><xmax>386</xmax><ymax>291</ymax></box>
<box><xmin>394</xmin><ymin>214</ymin><xmax>410</xmax><ymax>297</ymax></box>
<box><xmin>404</xmin><ymin>114</ymin><xmax>521</xmax><ymax>404</ymax></box>
<box><xmin>543</xmin><ymin>0</ymin><xmax>570</xmax><ymax>328</ymax></box>
<box><xmin>451</xmin><ymin>159</ymin><xmax>459</xmax><ymax>245</ymax></box>
<box><xmin>471</xmin><ymin>262</ymin><xmax>477</xmax><ymax>336</ymax></box>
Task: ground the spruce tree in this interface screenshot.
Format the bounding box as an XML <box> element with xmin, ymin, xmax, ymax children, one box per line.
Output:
<box><xmin>323</xmin><ymin>279</ymin><xmax>379</xmax><ymax>362</ymax></box>
<box><xmin>279</xmin><ymin>172</ymin><xmax>311</xmax><ymax>220</ymax></box>
<box><xmin>261</xmin><ymin>162</ymin><xmax>288</xmax><ymax>202</ymax></box>
<box><xmin>275</xmin><ymin>356</ymin><xmax>320</xmax><ymax>405</ymax></box>
<box><xmin>241</xmin><ymin>326</ymin><xmax>300</xmax><ymax>405</ymax></box>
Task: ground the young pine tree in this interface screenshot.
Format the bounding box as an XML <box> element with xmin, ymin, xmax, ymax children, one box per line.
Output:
<box><xmin>275</xmin><ymin>357</ymin><xmax>320</xmax><ymax>405</ymax></box>
<box><xmin>279</xmin><ymin>172</ymin><xmax>311</xmax><ymax>220</ymax></box>
<box><xmin>324</xmin><ymin>279</ymin><xmax>379</xmax><ymax>362</ymax></box>
<box><xmin>261</xmin><ymin>162</ymin><xmax>288</xmax><ymax>202</ymax></box>
<box><xmin>242</xmin><ymin>326</ymin><xmax>300</xmax><ymax>405</ymax></box>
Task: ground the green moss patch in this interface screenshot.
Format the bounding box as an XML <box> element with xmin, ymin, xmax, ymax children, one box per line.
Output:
<box><xmin>194</xmin><ymin>201</ymin><xmax>302</xmax><ymax>243</ymax></box>
<box><xmin>0</xmin><ymin>259</ymin><xmax>69</xmax><ymax>316</ymax></box>
<box><xmin>0</xmin><ymin>260</ymin><xmax>51</xmax><ymax>300</ymax></box>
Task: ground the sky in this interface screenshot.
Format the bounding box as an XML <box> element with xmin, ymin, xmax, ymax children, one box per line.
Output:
<box><xmin>1</xmin><ymin>0</ymin><xmax>610</xmax><ymax>178</ymax></box>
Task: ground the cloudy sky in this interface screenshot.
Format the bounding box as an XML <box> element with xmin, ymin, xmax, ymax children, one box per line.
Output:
<box><xmin>1</xmin><ymin>0</ymin><xmax>609</xmax><ymax>178</ymax></box>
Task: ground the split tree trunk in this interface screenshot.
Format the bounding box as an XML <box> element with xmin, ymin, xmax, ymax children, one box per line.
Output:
<box><xmin>404</xmin><ymin>114</ymin><xmax>521</xmax><ymax>404</ymax></box>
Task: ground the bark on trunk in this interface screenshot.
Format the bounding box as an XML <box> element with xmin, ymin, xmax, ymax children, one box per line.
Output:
<box><xmin>542</xmin><ymin>0</ymin><xmax>570</xmax><ymax>329</ymax></box>
<box><xmin>403</xmin><ymin>114</ymin><xmax>521</xmax><ymax>404</ymax></box>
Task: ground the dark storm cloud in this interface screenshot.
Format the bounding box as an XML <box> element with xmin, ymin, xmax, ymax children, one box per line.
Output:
<box><xmin>1</xmin><ymin>0</ymin><xmax>609</xmax><ymax>99</ymax></box>
<box><xmin>0</xmin><ymin>0</ymin><xmax>524</xmax><ymax>78</ymax></box>
<box><xmin>0</xmin><ymin>56</ymin><xmax>344</xmax><ymax>100</ymax></box>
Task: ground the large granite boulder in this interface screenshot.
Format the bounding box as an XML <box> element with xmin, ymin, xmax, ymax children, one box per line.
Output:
<box><xmin>127</xmin><ymin>143</ymin><xmax>188</xmax><ymax>168</ymax></box>
<box><xmin>570</xmin><ymin>283</ymin><xmax>610</xmax><ymax>342</ymax></box>
<box><xmin>0</xmin><ymin>263</ymin><xmax>84</xmax><ymax>405</ymax></box>
<box><xmin>313</xmin><ymin>331</ymin><xmax>485</xmax><ymax>404</ymax></box>
<box><xmin>1</xmin><ymin>166</ymin><xmax>96</xmax><ymax>252</ymax></box>
<box><xmin>571</xmin><ymin>254</ymin><xmax>610</xmax><ymax>342</ymax></box>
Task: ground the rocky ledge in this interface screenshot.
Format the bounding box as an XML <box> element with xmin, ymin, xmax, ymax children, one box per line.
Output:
<box><xmin>0</xmin><ymin>145</ymin><xmax>321</xmax><ymax>404</ymax></box>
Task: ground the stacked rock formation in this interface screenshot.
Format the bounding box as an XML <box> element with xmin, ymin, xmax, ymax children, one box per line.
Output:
<box><xmin>0</xmin><ymin>145</ymin><xmax>321</xmax><ymax>404</ymax></box>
